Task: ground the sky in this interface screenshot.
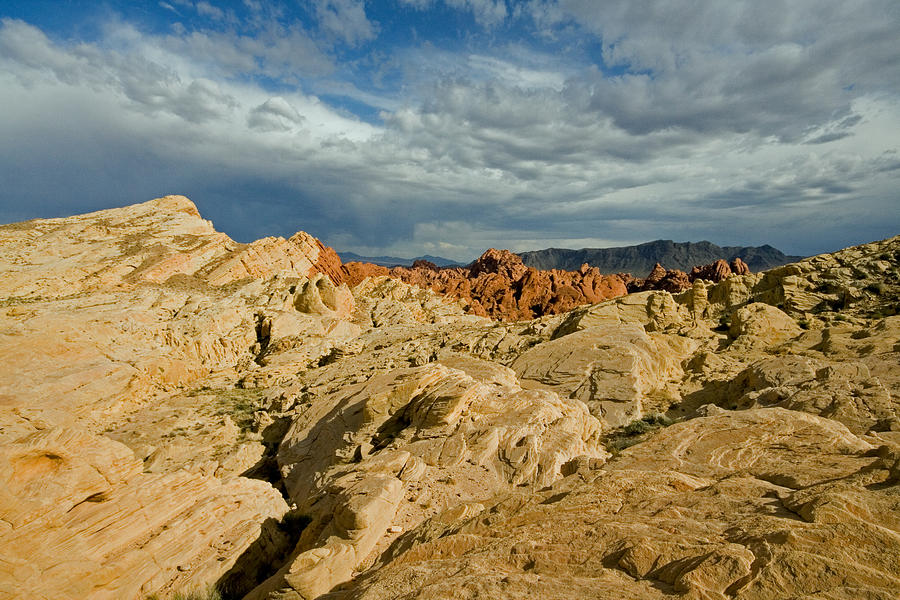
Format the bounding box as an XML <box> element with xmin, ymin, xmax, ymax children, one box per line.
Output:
<box><xmin>0</xmin><ymin>1</ymin><xmax>898</xmax><ymax>261</ymax></box>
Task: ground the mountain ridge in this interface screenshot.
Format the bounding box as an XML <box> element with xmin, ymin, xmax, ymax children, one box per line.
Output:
<box><xmin>338</xmin><ymin>251</ymin><xmax>462</xmax><ymax>268</ymax></box>
<box><xmin>519</xmin><ymin>239</ymin><xmax>804</xmax><ymax>275</ymax></box>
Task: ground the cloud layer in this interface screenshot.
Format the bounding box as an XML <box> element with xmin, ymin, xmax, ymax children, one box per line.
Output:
<box><xmin>1</xmin><ymin>1</ymin><xmax>898</xmax><ymax>261</ymax></box>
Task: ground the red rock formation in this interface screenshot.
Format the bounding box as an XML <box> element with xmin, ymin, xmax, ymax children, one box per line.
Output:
<box><xmin>344</xmin><ymin>251</ymin><xmax>752</xmax><ymax>321</ymax></box>
<box><xmin>628</xmin><ymin>263</ymin><xmax>693</xmax><ymax>293</ymax></box>
<box><xmin>627</xmin><ymin>256</ymin><xmax>754</xmax><ymax>294</ymax></box>
<box><xmin>309</xmin><ymin>239</ymin><xmax>347</xmax><ymax>285</ymax></box>
<box><xmin>343</xmin><ymin>261</ymin><xmax>390</xmax><ymax>283</ymax></box>
<box><xmin>689</xmin><ymin>258</ymin><xmax>731</xmax><ymax>283</ymax></box>
<box><xmin>410</xmin><ymin>259</ymin><xmax>439</xmax><ymax>270</ymax></box>
<box><xmin>731</xmin><ymin>257</ymin><xmax>750</xmax><ymax>275</ymax></box>
<box><xmin>344</xmin><ymin>250</ymin><xmax>628</xmax><ymax>321</ymax></box>
<box><xmin>468</xmin><ymin>248</ymin><xmax>528</xmax><ymax>280</ymax></box>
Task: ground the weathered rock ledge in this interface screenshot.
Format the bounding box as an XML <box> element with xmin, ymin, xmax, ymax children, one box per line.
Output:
<box><xmin>0</xmin><ymin>197</ymin><xmax>897</xmax><ymax>600</ymax></box>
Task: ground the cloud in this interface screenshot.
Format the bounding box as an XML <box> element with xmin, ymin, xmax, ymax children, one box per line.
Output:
<box><xmin>534</xmin><ymin>1</ymin><xmax>900</xmax><ymax>142</ymax></box>
<box><xmin>0</xmin><ymin>4</ymin><xmax>898</xmax><ymax>261</ymax></box>
<box><xmin>398</xmin><ymin>0</ymin><xmax>509</xmax><ymax>28</ymax></box>
<box><xmin>397</xmin><ymin>0</ymin><xmax>434</xmax><ymax>8</ymax></box>
<box><xmin>195</xmin><ymin>1</ymin><xmax>225</xmax><ymax>21</ymax></box>
<box><xmin>247</xmin><ymin>97</ymin><xmax>305</xmax><ymax>131</ymax></box>
<box><xmin>160</xmin><ymin>23</ymin><xmax>334</xmax><ymax>81</ymax></box>
<box><xmin>446</xmin><ymin>0</ymin><xmax>509</xmax><ymax>27</ymax></box>
<box><xmin>312</xmin><ymin>0</ymin><xmax>378</xmax><ymax>46</ymax></box>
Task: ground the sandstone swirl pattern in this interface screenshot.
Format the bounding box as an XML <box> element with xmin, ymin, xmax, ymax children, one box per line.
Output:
<box><xmin>0</xmin><ymin>196</ymin><xmax>897</xmax><ymax>600</ymax></box>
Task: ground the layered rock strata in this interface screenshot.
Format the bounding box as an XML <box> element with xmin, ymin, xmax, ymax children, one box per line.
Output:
<box><xmin>1</xmin><ymin>197</ymin><xmax>898</xmax><ymax>600</ymax></box>
<box><xmin>0</xmin><ymin>196</ymin><xmax>357</xmax><ymax>599</ymax></box>
<box><xmin>341</xmin><ymin>407</ymin><xmax>899</xmax><ymax>600</ymax></box>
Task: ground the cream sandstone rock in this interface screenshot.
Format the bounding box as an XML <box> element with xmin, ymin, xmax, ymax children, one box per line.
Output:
<box><xmin>0</xmin><ymin>197</ymin><xmax>360</xmax><ymax>599</ymax></box>
<box><xmin>0</xmin><ymin>427</ymin><xmax>289</xmax><ymax>600</ymax></box>
<box><xmin>336</xmin><ymin>408</ymin><xmax>899</xmax><ymax>600</ymax></box>
<box><xmin>253</xmin><ymin>362</ymin><xmax>606</xmax><ymax>599</ymax></box>
<box><xmin>511</xmin><ymin>324</ymin><xmax>696</xmax><ymax>426</ymax></box>
<box><xmin>2</xmin><ymin>199</ymin><xmax>898</xmax><ymax>600</ymax></box>
<box><xmin>727</xmin><ymin>302</ymin><xmax>803</xmax><ymax>350</ymax></box>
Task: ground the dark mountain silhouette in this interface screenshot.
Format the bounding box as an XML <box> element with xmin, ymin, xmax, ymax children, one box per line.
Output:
<box><xmin>338</xmin><ymin>252</ymin><xmax>462</xmax><ymax>268</ymax></box>
<box><xmin>518</xmin><ymin>240</ymin><xmax>804</xmax><ymax>276</ymax></box>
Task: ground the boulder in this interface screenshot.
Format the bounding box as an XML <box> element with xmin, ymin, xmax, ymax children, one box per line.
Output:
<box><xmin>0</xmin><ymin>428</ymin><xmax>289</xmax><ymax>600</ymax></box>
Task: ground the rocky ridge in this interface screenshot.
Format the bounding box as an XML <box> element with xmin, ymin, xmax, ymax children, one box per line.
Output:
<box><xmin>345</xmin><ymin>248</ymin><xmax>628</xmax><ymax>320</ymax></box>
<box><xmin>519</xmin><ymin>239</ymin><xmax>803</xmax><ymax>273</ymax></box>
<box><xmin>0</xmin><ymin>197</ymin><xmax>898</xmax><ymax>600</ymax></box>
<box><xmin>626</xmin><ymin>257</ymin><xmax>751</xmax><ymax>294</ymax></box>
<box><xmin>0</xmin><ymin>196</ymin><xmax>356</xmax><ymax>599</ymax></box>
<box><xmin>345</xmin><ymin>250</ymin><xmax>751</xmax><ymax>321</ymax></box>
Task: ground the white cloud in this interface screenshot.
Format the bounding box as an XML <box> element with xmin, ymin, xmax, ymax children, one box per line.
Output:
<box><xmin>399</xmin><ymin>0</ymin><xmax>509</xmax><ymax>28</ymax></box>
<box><xmin>520</xmin><ymin>0</ymin><xmax>565</xmax><ymax>29</ymax></box>
<box><xmin>447</xmin><ymin>0</ymin><xmax>508</xmax><ymax>27</ymax></box>
<box><xmin>312</xmin><ymin>0</ymin><xmax>378</xmax><ymax>46</ymax></box>
<box><xmin>0</xmin><ymin>4</ymin><xmax>898</xmax><ymax>260</ymax></box>
<box><xmin>195</xmin><ymin>1</ymin><xmax>225</xmax><ymax>21</ymax></box>
<box><xmin>157</xmin><ymin>24</ymin><xmax>334</xmax><ymax>81</ymax></box>
<box><xmin>466</xmin><ymin>55</ymin><xmax>566</xmax><ymax>90</ymax></box>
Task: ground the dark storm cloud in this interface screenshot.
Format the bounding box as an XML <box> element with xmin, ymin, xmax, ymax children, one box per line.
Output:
<box><xmin>0</xmin><ymin>1</ymin><xmax>899</xmax><ymax>261</ymax></box>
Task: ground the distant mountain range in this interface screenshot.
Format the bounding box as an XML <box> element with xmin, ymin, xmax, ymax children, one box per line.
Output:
<box><xmin>517</xmin><ymin>240</ymin><xmax>805</xmax><ymax>275</ymax></box>
<box><xmin>338</xmin><ymin>251</ymin><xmax>463</xmax><ymax>268</ymax></box>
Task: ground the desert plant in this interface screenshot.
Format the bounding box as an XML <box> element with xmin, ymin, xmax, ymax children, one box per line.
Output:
<box><xmin>144</xmin><ymin>587</ymin><xmax>222</xmax><ymax>600</ymax></box>
<box><xmin>173</xmin><ymin>591</ymin><xmax>222</xmax><ymax>600</ymax></box>
<box><xmin>209</xmin><ymin>388</ymin><xmax>267</xmax><ymax>434</ymax></box>
<box><xmin>713</xmin><ymin>313</ymin><xmax>730</xmax><ymax>332</ymax></box>
<box><xmin>623</xmin><ymin>419</ymin><xmax>651</xmax><ymax>435</ymax></box>
<box><xmin>604</xmin><ymin>413</ymin><xmax>676</xmax><ymax>455</ymax></box>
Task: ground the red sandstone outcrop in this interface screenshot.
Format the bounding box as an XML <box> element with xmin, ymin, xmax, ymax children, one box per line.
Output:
<box><xmin>731</xmin><ymin>256</ymin><xmax>750</xmax><ymax>275</ymax></box>
<box><xmin>630</xmin><ymin>257</ymin><xmax>754</xmax><ymax>294</ymax></box>
<box><xmin>311</xmin><ymin>239</ymin><xmax>347</xmax><ymax>285</ymax></box>
<box><xmin>628</xmin><ymin>262</ymin><xmax>693</xmax><ymax>293</ymax></box>
<box><xmin>345</xmin><ymin>249</ymin><xmax>629</xmax><ymax>320</ymax></box>
<box><xmin>688</xmin><ymin>257</ymin><xmax>749</xmax><ymax>282</ymax></box>
<box><xmin>345</xmin><ymin>252</ymin><xmax>754</xmax><ymax>320</ymax></box>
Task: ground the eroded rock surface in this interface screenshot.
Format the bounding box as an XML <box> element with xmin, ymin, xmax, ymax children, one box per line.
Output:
<box><xmin>345</xmin><ymin>248</ymin><xmax>629</xmax><ymax>320</ymax></box>
<box><xmin>347</xmin><ymin>251</ymin><xmax>756</xmax><ymax>320</ymax></box>
<box><xmin>340</xmin><ymin>408</ymin><xmax>898</xmax><ymax>600</ymax></box>
<box><xmin>0</xmin><ymin>197</ymin><xmax>359</xmax><ymax>599</ymax></box>
<box><xmin>248</xmin><ymin>362</ymin><xmax>605</xmax><ymax>599</ymax></box>
<box><xmin>1</xmin><ymin>198</ymin><xmax>898</xmax><ymax>600</ymax></box>
<box><xmin>0</xmin><ymin>428</ymin><xmax>289</xmax><ymax>600</ymax></box>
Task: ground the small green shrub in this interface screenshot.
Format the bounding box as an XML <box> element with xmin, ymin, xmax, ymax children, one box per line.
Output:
<box><xmin>172</xmin><ymin>591</ymin><xmax>222</xmax><ymax>600</ymax></box>
<box><xmin>145</xmin><ymin>588</ymin><xmax>222</xmax><ymax>600</ymax></box>
<box><xmin>642</xmin><ymin>413</ymin><xmax>673</xmax><ymax>427</ymax></box>
<box><xmin>623</xmin><ymin>420</ymin><xmax>651</xmax><ymax>435</ymax></box>
<box><xmin>209</xmin><ymin>388</ymin><xmax>267</xmax><ymax>434</ymax></box>
<box><xmin>605</xmin><ymin>413</ymin><xmax>676</xmax><ymax>455</ymax></box>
